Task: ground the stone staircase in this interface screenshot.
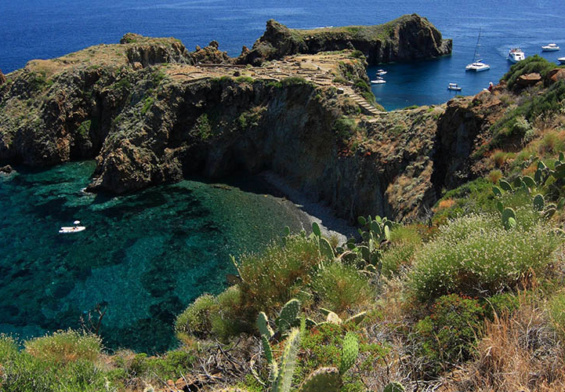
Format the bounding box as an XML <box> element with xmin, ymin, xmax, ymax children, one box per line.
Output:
<box><xmin>343</xmin><ymin>88</ymin><xmax>384</xmax><ymax>116</ymax></box>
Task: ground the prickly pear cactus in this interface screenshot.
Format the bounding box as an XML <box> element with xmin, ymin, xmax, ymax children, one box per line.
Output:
<box><xmin>318</xmin><ymin>237</ymin><xmax>335</xmax><ymax>261</ymax></box>
<box><xmin>339</xmin><ymin>332</ymin><xmax>359</xmax><ymax>375</ymax></box>
<box><xmin>273</xmin><ymin>328</ymin><xmax>301</xmax><ymax>392</ymax></box>
<box><xmin>276</xmin><ymin>298</ymin><xmax>301</xmax><ymax>334</ymax></box>
<box><xmin>345</xmin><ymin>311</ymin><xmax>367</xmax><ymax>325</ymax></box>
<box><xmin>257</xmin><ymin>311</ymin><xmax>274</xmax><ymax>339</ymax></box>
<box><xmin>261</xmin><ymin>334</ymin><xmax>278</xmax><ymax>384</ymax></box>
<box><xmin>299</xmin><ymin>367</ymin><xmax>341</xmax><ymax>392</ymax></box>
<box><xmin>502</xmin><ymin>207</ymin><xmax>517</xmax><ymax>230</ymax></box>
<box><xmin>312</xmin><ymin>222</ymin><xmax>322</xmax><ymax>237</ymax></box>
<box><xmin>383</xmin><ymin>381</ymin><xmax>405</xmax><ymax>392</ymax></box>
<box><xmin>499</xmin><ymin>179</ymin><xmax>512</xmax><ymax>192</ymax></box>
<box><xmin>533</xmin><ymin>194</ymin><xmax>545</xmax><ymax>211</ymax></box>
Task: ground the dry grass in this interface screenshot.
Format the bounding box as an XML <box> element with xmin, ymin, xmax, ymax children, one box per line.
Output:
<box><xmin>439</xmin><ymin>293</ymin><xmax>565</xmax><ymax>392</ymax></box>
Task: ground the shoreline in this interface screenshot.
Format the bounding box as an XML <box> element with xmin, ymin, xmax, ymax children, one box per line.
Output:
<box><xmin>259</xmin><ymin>171</ymin><xmax>358</xmax><ymax>244</ymax></box>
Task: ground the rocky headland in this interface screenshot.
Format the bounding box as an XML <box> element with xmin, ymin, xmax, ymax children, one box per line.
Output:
<box><xmin>0</xmin><ymin>14</ymin><xmax>486</xmax><ymax>223</ymax></box>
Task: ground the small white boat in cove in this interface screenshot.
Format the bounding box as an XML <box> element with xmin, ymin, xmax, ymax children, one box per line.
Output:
<box><xmin>376</xmin><ymin>69</ymin><xmax>387</xmax><ymax>76</ymax></box>
<box><xmin>508</xmin><ymin>48</ymin><xmax>525</xmax><ymax>63</ymax></box>
<box><xmin>542</xmin><ymin>43</ymin><xmax>560</xmax><ymax>52</ymax></box>
<box><xmin>447</xmin><ymin>83</ymin><xmax>462</xmax><ymax>91</ymax></box>
<box><xmin>371</xmin><ymin>76</ymin><xmax>386</xmax><ymax>84</ymax></box>
<box><xmin>558</xmin><ymin>57</ymin><xmax>565</xmax><ymax>65</ymax></box>
<box><xmin>59</xmin><ymin>220</ymin><xmax>86</xmax><ymax>234</ymax></box>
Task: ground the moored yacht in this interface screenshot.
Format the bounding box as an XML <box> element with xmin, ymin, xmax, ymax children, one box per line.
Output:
<box><xmin>466</xmin><ymin>61</ymin><xmax>490</xmax><ymax>72</ymax></box>
<box><xmin>508</xmin><ymin>48</ymin><xmax>525</xmax><ymax>63</ymax></box>
<box><xmin>466</xmin><ymin>29</ymin><xmax>490</xmax><ymax>72</ymax></box>
<box><xmin>542</xmin><ymin>43</ymin><xmax>560</xmax><ymax>52</ymax></box>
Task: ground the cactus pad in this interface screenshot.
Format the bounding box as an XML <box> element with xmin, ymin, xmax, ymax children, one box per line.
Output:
<box><xmin>300</xmin><ymin>367</ymin><xmax>341</xmax><ymax>392</ymax></box>
<box><xmin>339</xmin><ymin>332</ymin><xmax>359</xmax><ymax>375</ymax></box>
<box><xmin>276</xmin><ymin>298</ymin><xmax>301</xmax><ymax>334</ymax></box>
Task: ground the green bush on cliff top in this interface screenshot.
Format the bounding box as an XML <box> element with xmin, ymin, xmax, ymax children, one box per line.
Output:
<box><xmin>410</xmin><ymin>213</ymin><xmax>560</xmax><ymax>302</ymax></box>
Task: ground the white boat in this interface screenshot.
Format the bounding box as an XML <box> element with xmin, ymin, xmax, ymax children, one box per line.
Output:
<box><xmin>542</xmin><ymin>43</ymin><xmax>560</xmax><ymax>52</ymax></box>
<box><xmin>559</xmin><ymin>57</ymin><xmax>565</xmax><ymax>65</ymax></box>
<box><xmin>371</xmin><ymin>77</ymin><xmax>386</xmax><ymax>84</ymax></box>
<box><xmin>466</xmin><ymin>29</ymin><xmax>490</xmax><ymax>72</ymax></box>
<box><xmin>376</xmin><ymin>69</ymin><xmax>387</xmax><ymax>76</ymax></box>
<box><xmin>466</xmin><ymin>61</ymin><xmax>490</xmax><ymax>72</ymax></box>
<box><xmin>447</xmin><ymin>83</ymin><xmax>462</xmax><ymax>91</ymax></box>
<box><xmin>508</xmin><ymin>48</ymin><xmax>525</xmax><ymax>63</ymax></box>
<box><xmin>59</xmin><ymin>220</ymin><xmax>86</xmax><ymax>234</ymax></box>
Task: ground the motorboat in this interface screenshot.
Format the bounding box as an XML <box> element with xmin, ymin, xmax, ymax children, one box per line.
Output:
<box><xmin>542</xmin><ymin>43</ymin><xmax>560</xmax><ymax>52</ymax></box>
<box><xmin>466</xmin><ymin>61</ymin><xmax>490</xmax><ymax>72</ymax></box>
<box><xmin>376</xmin><ymin>69</ymin><xmax>387</xmax><ymax>76</ymax></box>
<box><xmin>59</xmin><ymin>220</ymin><xmax>86</xmax><ymax>234</ymax></box>
<box><xmin>466</xmin><ymin>29</ymin><xmax>490</xmax><ymax>72</ymax></box>
<box><xmin>371</xmin><ymin>77</ymin><xmax>386</xmax><ymax>84</ymax></box>
<box><xmin>508</xmin><ymin>48</ymin><xmax>525</xmax><ymax>63</ymax></box>
<box><xmin>447</xmin><ymin>83</ymin><xmax>462</xmax><ymax>91</ymax></box>
<box><xmin>559</xmin><ymin>57</ymin><xmax>565</xmax><ymax>65</ymax></box>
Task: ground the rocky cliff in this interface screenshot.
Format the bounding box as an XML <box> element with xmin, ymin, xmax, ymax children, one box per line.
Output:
<box><xmin>0</xmin><ymin>18</ymin><xmax>490</xmax><ymax>223</ymax></box>
<box><xmin>238</xmin><ymin>14</ymin><xmax>452</xmax><ymax>66</ymax></box>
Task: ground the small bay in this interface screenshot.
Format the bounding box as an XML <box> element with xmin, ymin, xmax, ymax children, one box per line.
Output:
<box><xmin>0</xmin><ymin>162</ymin><xmax>309</xmax><ymax>353</ymax></box>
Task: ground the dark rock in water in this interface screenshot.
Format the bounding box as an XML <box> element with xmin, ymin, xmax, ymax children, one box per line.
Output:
<box><xmin>238</xmin><ymin>14</ymin><xmax>452</xmax><ymax>66</ymax></box>
<box><xmin>0</xmin><ymin>164</ymin><xmax>13</xmax><ymax>174</ymax></box>
<box><xmin>0</xmin><ymin>69</ymin><xmax>6</xmax><ymax>86</ymax></box>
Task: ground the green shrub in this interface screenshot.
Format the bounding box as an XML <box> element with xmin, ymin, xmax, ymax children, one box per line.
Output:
<box><xmin>175</xmin><ymin>294</ymin><xmax>216</xmax><ymax>340</ymax></box>
<box><xmin>195</xmin><ymin>113</ymin><xmax>212</xmax><ymax>140</ymax></box>
<box><xmin>141</xmin><ymin>96</ymin><xmax>154</xmax><ymax>115</ymax></box>
<box><xmin>281</xmin><ymin>77</ymin><xmax>311</xmax><ymax>87</ymax></box>
<box><xmin>333</xmin><ymin>117</ymin><xmax>357</xmax><ymax>140</ymax></box>
<box><xmin>235</xmin><ymin>76</ymin><xmax>254</xmax><ymax>84</ymax></box>
<box><xmin>484</xmin><ymin>292</ymin><xmax>520</xmax><ymax>319</ymax></box>
<box><xmin>311</xmin><ymin>262</ymin><xmax>373</xmax><ymax>315</ymax></box>
<box><xmin>238</xmin><ymin>235</ymin><xmax>322</xmax><ymax>317</ymax></box>
<box><xmin>410</xmin><ymin>214</ymin><xmax>561</xmax><ymax>302</ymax></box>
<box><xmin>24</xmin><ymin>330</ymin><xmax>102</xmax><ymax>364</ymax></box>
<box><xmin>381</xmin><ymin>242</ymin><xmax>418</xmax><ymax>278</ymax></box>
<box><xmin>0</xmin><ymin>333</ymin><xmax>108</xmax><ymax>392</ymax></box>
<box><xmin>0</xmin><ymin>335</ymin><xmax>18</xmax><ymax>361</ymax></box>
<box><xmin>349</xmin><ymin>50</ymin><xmax>365</xmax><ymax>59</ymax></box>
<box><xmin>209</xmin><ymin>285</ymin><xmax>246</xmax><ymax>341</ymax></box>
<box><xmin>414</xmin><ymin>294</ymin><xmax>485</xmax><ymax>374</ymax></box>
<box><xmin>503</xmin><ymin>55</ymin><xmax>556</xmax><ymax>90</ymax></box>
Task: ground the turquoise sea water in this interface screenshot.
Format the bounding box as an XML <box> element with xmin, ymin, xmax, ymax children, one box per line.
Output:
<box><xmin>0</xmin><ymin>162</ymin><xmax>309</xmax><ymax>352</ymax></box>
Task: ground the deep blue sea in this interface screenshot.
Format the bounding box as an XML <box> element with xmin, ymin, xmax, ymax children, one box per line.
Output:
<box><xmin>1</xmin><ymin>0</ymin><xmax>565</xmax><ymax>353</ymax></box>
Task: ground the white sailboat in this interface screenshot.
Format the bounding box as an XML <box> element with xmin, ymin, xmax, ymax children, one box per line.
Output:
<box><xmin>466</xmin><ymin>29</ymin><xmax>490</xmax><ymax>72</ymax></box>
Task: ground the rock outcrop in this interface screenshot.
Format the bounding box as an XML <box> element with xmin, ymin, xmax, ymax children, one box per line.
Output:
<box><xmin>0</xmin><ymin>18</ymin><xmax>496</xmax><ymax>223</ymax></box>
<box><xmin>120</xmin><ymin>33</ymin><xmax>193</xmax><ymax>68</ymax></box>
<box><xmin>191</xmin><ymin>41</ymin><xmax>232</xmax><ymax>64</ymax></box>
<box><xmin>0</xmin><ymin>69</ymin><xmax>6</xmax><ymax>86</ymax></box>
<box><xmin>238</xmin><ymin>14</ymin><xmax>452</xmax><ymax>66</ymax></box>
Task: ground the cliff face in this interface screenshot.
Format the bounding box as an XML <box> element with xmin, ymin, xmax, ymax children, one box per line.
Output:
<box><xmin>239</xmin><ymin>14</ymin><xmax>452</xmax><ymax>66</ymax></box>
<box><xmin>0</xmin><ymin>18</ymin><xmax>468</xmax><ymax>223</ymax></box>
